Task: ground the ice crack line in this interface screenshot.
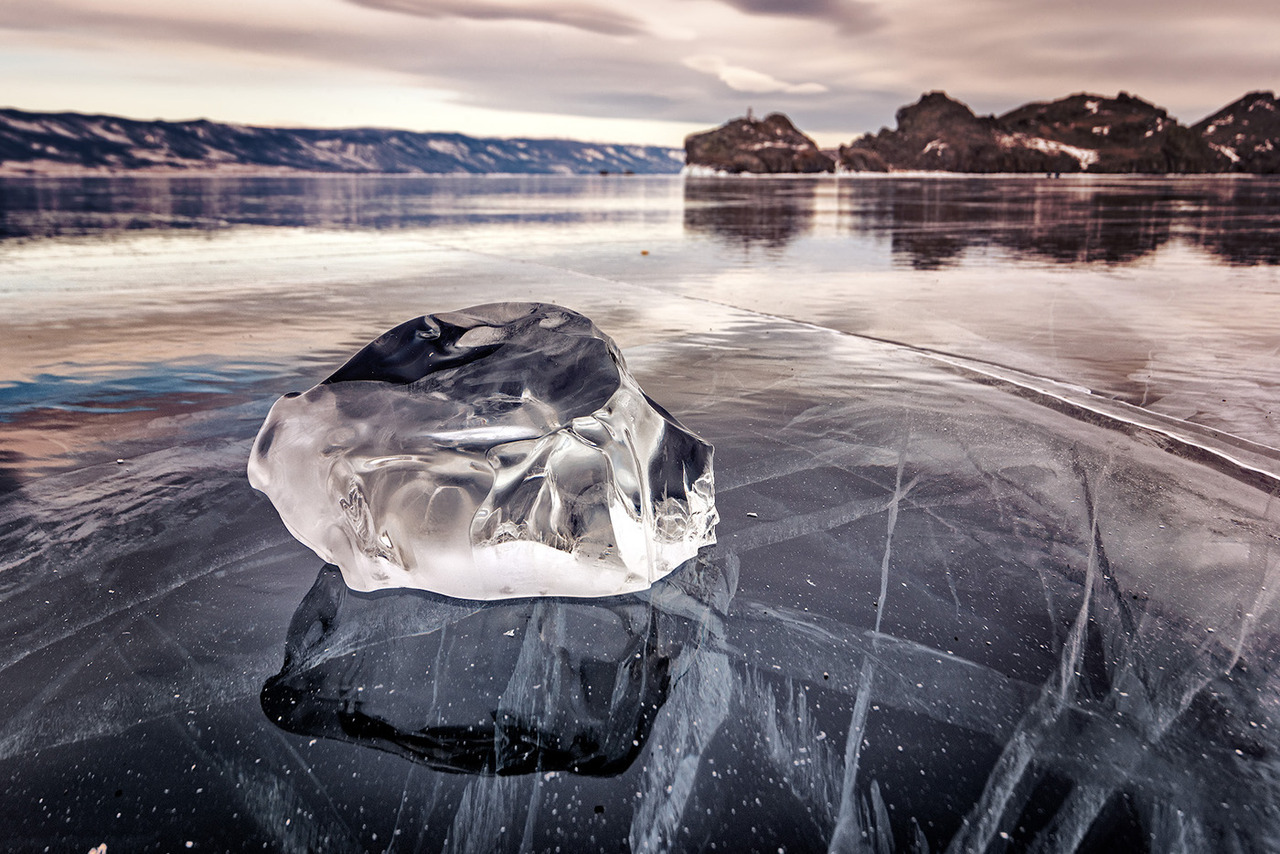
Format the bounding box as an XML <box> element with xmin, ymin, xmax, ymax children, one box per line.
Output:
<box><xmin>875</xmin><ymin>424</ymin><xmax>917</xmax><ymax>636</ymax></box>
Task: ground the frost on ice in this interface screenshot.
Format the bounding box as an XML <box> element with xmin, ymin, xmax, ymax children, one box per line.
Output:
<box><xmin>247</xmin><ymin>303</ymin><xmax>717</xmax><ymax>599</ymax></box>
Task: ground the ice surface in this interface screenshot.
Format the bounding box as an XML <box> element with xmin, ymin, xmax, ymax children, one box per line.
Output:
<box><xmin>10</xmin><ymin>178</ymin><xmax>1280</xmax><ymax>853</ymax></box>
<box><xmin>247</xmin><ymin>303</ymin><xmax>717</xmax><ymax>599</ymax></box>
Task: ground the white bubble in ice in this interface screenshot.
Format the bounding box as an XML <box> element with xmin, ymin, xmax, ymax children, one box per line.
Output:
<box><xmin>248</xmin><ymin>303</ymin><xmax>717</xmax><ymax>599</ymax></box>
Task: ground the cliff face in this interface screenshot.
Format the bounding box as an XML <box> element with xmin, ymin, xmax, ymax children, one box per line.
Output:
<box><xmin>0</xmin><ymin>109</ymin><xmax>686</xmax><ymax>175</ymax></box>
<box><xmin>999</xmin><ymin>92</ymin><xmax>1223</xmax><ymax>173</ymax></box>
<box><xmin>839</xmin><ymin>92</ymin><xmax>1079</xmax><ymax>173</ymax></box>
<box><xmin>838</xmin><ymin>92</ymin><xmax>1228</xmax><ymax>174</ymax></box>
<box><xmin>1193</xmin><ymin>91</ymin><xmax>1280</xmax><ymax>174</ymax></box>
<box><xmin>683</xmin><ymin>113</ymin><xmax>834</xmax><ymax>174</ymax></box>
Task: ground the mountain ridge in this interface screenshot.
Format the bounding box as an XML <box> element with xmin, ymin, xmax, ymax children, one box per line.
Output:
<box><xmin>1192</xmin><ymin>92</ymin><xmax>1280</xmax><ymax>173</ymax></box>
<box><xmin>0</xmin><ymin>108</ymin><xmax>685</xmax><ymax>175</ymax></box>
<box><xmin>687</xmin><ymin>91</ymin><xmax>1280</xmax><ymax>174</ymax></box>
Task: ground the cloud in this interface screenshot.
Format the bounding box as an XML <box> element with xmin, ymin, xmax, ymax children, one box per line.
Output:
<box><xmin>710</xmin><ymin>0</ymin><xmax>883</xmax><ymax>32</ymax></box>
<box><xmin>5</xmin><ymin>0</ymin><xmax>1280</xmax><ymax>147</ymax></box>
<box><xmin>683</xmin><ymin>55</ymin><xmax>828</xmax><ymax>95</ymax></box>
<box><xmin>863</xmin><ymin>0</ymin><xmax>1280</xmax><ymax>125</ymax></box>
<box><xmin>344</xmin><ymin>0</ymin><xmax>646</xmax><ymax>36</ymax></box>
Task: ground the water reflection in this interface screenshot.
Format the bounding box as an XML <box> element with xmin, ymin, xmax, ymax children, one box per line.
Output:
<box><xmin>867</xmin><ymin>182</ymin><xmax>1174</xmax><ymax>267</ymax></box>
<box><xmin>261</xmin><ymin>561</ymin><xmax>716</xmax><ymax>776</ymax></box>
<box><xmin>682</xmin><ymin>178</ymin><xmax>817</xmax><ymax>251</ymax></box>
<box><xmin>682</xmin><ymin>175</ymin><xmax>1280</xmax><ymax>266</ymax></box>
<box><xmin>8</xmin><ymin>174</ymin><xmax>1280</xmax><ymax>268</ymax></box>
<box><xmin>0</xmin><ymin>174</ymin><xmax>669</xmax><ymax>238</ymax></box>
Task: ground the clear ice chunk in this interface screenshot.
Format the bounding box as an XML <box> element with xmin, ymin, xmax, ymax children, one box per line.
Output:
<box><xmin>247</xmin><ymin>303</ymin><xmax>717</xmax><ymax>599</ymax></box>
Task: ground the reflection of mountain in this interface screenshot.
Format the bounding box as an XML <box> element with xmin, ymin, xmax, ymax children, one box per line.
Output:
<box><xmin>869</xmin><ymin>178</ymin><xmax>1280</xmax><ymax>267</ymax></box>
<box><xmin>863</xmin><ymin>181</ymin><xmax>1175</xmax><ymax>267</ymax></box>
<box><xmin>0</xmin><ymin>174</ymin><xmax>641</xmax><ymax>239</ymax></box>
<box><xmin>683</xmin><ymin>174</ymin><xmax>1280</xmax><ymax>267</ymax></box>
<box><xmin>682</xmin><ymin>177</ymin><xmax>818</xmax><ymax>250</ymax></box>
<box><xmin>262</xmin><ymin>565</ymin><xmax>696</xmax><ymax>775</ymax></box>
<box><xmin>1186</xmin><ymin>178</ymin><xmax>1280</xmax><ymax>265</ymax></box>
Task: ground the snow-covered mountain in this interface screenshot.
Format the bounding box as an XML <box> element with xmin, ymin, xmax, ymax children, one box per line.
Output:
<box><xmin>0</xmin><ymin>108</ymin><xmax>685</xmax><ymax>175</ymax></box>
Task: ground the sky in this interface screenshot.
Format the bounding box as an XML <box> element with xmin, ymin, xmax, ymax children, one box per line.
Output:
<box><xmin>2</xmin><ymin>0</ymin><xmax>1278</xmax><ymax>148</ymax></box>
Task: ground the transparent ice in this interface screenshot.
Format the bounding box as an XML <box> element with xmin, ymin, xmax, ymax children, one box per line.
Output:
<box><xmin>247</xmin><ymin>303</ymin><xmax>717</xmax><ymax>599</ymax></box>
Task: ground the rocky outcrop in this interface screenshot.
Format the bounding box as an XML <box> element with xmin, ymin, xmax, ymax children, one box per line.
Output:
<box><xmin>999</xmin><ymin>92</ymin><xmax>1224</xmax><ymax>173</ymax></box>
<box><xmin>0</xmin><ymin>108</ymin><xmax>686</xmax><ymax>175</ymax></box>
<box><xmin>839</xmin><ymin>92</ymin><xmax>1080</xmax><ymax>173</ymax></box>
<box><xmin>1193</xmin><ymin>91</ymin><xmax>1280</xmax><ymax>174</ymax></box>
<box><xmin>684</xmin><ymin>113</ymin><xmax>834</xmax><ymax>174</ymax></box>
<box><xmin>838</xmin><ymin>91</ymin><xmax>1228</xmax><ymax>174</ymax></box>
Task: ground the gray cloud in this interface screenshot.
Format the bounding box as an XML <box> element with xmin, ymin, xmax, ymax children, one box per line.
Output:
<box><xmin>683</xmin><ymin>55</ymin><xmax>828</xmax><ymax>94</ymax></box>
<box><xmin>344</xmin><ymin>0</ymin><xmax>646</xmax><ymax>36</ymax></box>
<box><xmin>875</xmin><ymin>0</ymin><xmax>1280</xmax><ymax>128</ymax></box>
<box><xmin>712</xmin><ymin>0</ymin><xmax>883</xmax><ymax>32</ymax></box>
<box><xmin>4</xmin><ymin>0</ymin><xmax>1280</xmax><ymax>145</ymax></box>
<box><xmin>0</xmin><ymin>1</ymin><xmax>706</xmax><ymax>127</ymax></box>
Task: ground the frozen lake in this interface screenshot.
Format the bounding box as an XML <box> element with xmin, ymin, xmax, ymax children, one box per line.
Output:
<box><xmin>1</xmin><ymin>174</ymin><xmax>1279</xmax><ymax>852</ymax></box>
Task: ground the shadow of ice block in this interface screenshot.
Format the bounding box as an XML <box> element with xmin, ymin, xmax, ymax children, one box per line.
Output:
<box><xmin>247</xmin><ymin>303</ymin><xmax>717</xmax><ymax>598</ymax></box>
<box><xmin>260</xmin><ymin>564</ymin><xmax>696</xmax><ymax>775</ymax></box>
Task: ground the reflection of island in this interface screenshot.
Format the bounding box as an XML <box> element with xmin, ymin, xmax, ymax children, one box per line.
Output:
<box><xmin>683</xmin><ymin>175</ymin><xmax>1280</xmax><ymax>267</ymax></box>
<box><xmin>261</xmin><ymin>565</ymin><xmax>701</xmax><ymax>776</ymax></box>
<box><xmin>682</xmin><ymin>178</ymin><xmax>818</xmax><ymax>251</ymax></box>
<box><xmin>870</xmin><ymin>181</ymin><xmax>1173</xmax><ymax>268</ymax></box>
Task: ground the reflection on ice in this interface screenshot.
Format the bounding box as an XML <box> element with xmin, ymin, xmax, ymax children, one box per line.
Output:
<box><xmin>248</xmin><ymin>303</ymin><xmax>717</xmax><ymax>599</ymax></box>
<box><xmin>683</xmin><ymin>175</ymin><xmax>1280</xmax><ymax>267</ymax></box>
<box><xmin>262</xmin><ymin>565</ymin><xmax>692</xmax><ymax>776</ymax></box>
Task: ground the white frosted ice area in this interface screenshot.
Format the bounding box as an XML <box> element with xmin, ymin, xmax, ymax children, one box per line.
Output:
<box><xmin>247</xmin><ymin>302</ymin><xmax>717</xmax><ymax>599</ymax></box>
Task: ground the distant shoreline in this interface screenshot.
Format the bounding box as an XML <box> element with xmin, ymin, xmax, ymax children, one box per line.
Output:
<box><xmin>685</xmin><ymin>92</ymin><xmax>1280</xmax><ymax>176</ymax></box>
<box><xmin>0</xmin><ymin>107</ymin><xmax>684</xmax><ymax>176</ymax></box>
<box><xmin>2</xmin><ymin>166</ymin><xmax>1273</xmax><ymax>179</ymax></box>
<box><xmin>681</xmin><ymin>168</ymin><xmax>1272</xmax><ymax>179</ymax></box>
<box><xmin>0</xmin><ymin>166</ymin><xmax>675</xmax><ymax>178</ymax></box>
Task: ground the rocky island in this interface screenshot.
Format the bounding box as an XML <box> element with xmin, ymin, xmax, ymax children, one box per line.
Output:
<box><xmin>683</xmin><ymin>112</ymin><xmax>834</xmax><ymax>174</ymax></box>
<box><xmin>1193</xmin><ymin>91</ymin><xmax>1280</xmax><ymax>174</ymax></box>
<box><xmin>687</xmin><ymin>90</ymin><xmax>1280</xmax><ymax>174</ymax></box>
